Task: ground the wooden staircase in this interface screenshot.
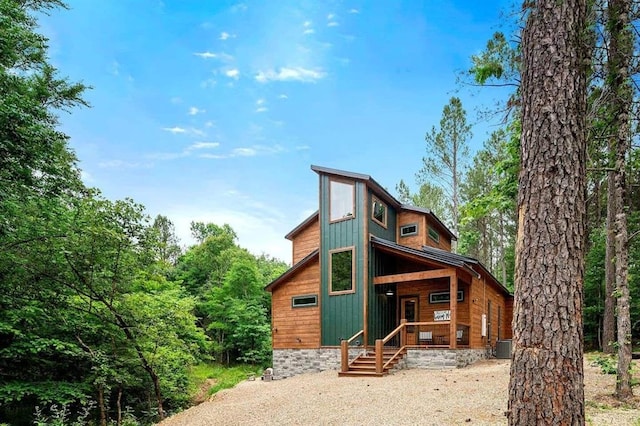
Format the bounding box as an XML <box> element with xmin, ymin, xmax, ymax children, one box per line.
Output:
<box><xmin>338</xmin><ymin>348</ymin><xmax>406</xmax><ymax>377</ymax></box>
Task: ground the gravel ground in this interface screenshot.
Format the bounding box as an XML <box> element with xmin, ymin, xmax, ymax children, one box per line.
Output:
<box><xmin>159</xmin><ymin>358</ymin><xmax>640</xmax><ymax>426</ymax></box>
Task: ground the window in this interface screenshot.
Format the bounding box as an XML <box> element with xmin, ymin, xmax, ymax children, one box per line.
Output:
<box><xmin>371</xmin><ymin>196</ymin><xmax>387</xmax><ymax>227</ymax></box>
<box><xmin>330</xmin><ymin>247</ymin><xmax>355</xmax><ymax>293</ymax></box>
<box><xmin>330</xmin><ymin>180</ymin><xmax>355</xmax><ymax>222</ymax></box>
<box><xmin>429</xmin><ymin>290</ymin><xmax>464</xmax><ymax>304</ymax></box>
<box><xmin>292</xmin><ymin>294</ymin><xmax>318</xmax><ymax>308</ymax></box>
<box><xmin>428</xmin><ymin>226</ymin><xmax>440</xmax><ymax>243</ymax></box>
<box><xmin>400</xmin><ymin>223</ymin><xmax>418</xmax><ymax>237</ymax></box>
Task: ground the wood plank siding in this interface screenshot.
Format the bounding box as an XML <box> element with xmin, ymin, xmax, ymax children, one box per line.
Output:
<box><xmin>291</xmin><ymin>217</ymin><xmax>320</xmax><ymax>265</ymax></box>
<box><xmin>271</xmin><ymin>260</ymin><xmax>321</xmax><ymax>349</ymax></box>
<box><xmin>468</xmin><ymin>274</ymin><xmax>512</xmax><ymax>348</ymax></box>
<box><xmin>397</xmin><ymin>211</ymin><xmax>452</xmax><ymax>251</ymax></box>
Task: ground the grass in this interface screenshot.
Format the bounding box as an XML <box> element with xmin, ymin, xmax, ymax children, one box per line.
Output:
<box><xmin>188</xmin><ymin>363</ymin><xmax>263</xmax><ymax>398</ymax></box>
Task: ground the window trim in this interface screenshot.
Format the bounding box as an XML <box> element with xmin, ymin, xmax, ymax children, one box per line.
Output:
<box><xmin>400</xmin><ymin>223</ymin><xmax>418</xmax><ymax>237</ymax></box>
<box><xmin>371</xmin><ymin>195</ymin><xmax>387</xmax><ymax>228</ymax></box>
<box><xmin>329</xmin><ymin>179</ymin><xmax>356</xmax><ymax>223</ymax></box>
<box><xmin>328</xmin><ymin>246</ymin><xmax>356</xmax><ymax>295</ymax></box>
<box><xmin>292</xmin><ymin>294</ymin><xmax>318</xmax><ymax>308</ymax></box>
<box><xmin>428</xmin><ymin>226</ymin><xmax>440</xmax><ymax>243</ymax></box>
<box><xmin>429</xmin><ymin>290</ymin><xmax>464</xmax><ymax>304</ymax></box>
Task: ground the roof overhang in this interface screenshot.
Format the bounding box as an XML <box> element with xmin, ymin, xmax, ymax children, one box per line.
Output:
<box><xmin>265</xmin><ymin>249</ymin><xmax>319</xmax><ymax>292</ymax></box>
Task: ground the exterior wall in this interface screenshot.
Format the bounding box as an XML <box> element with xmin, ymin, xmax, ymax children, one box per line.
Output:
<box><xmin>397</xmin><ymin>211</ymin><xmax>427</xmax><ymax>249</ymax></box>
<box><xmin>367</xmin><ymin>190</ymin><xmax>398</xmax><ymax>345</ymax></box>
<box><xmin>271</xmin><ymin>260</ymin><xmax>321</xmax><ymax>349</ymax></box>
<box><xmin>396</xmin><ymin>211</ymin><xmax>452</xmax><ymax>251</ymax></box>
<box><xmin>291</xmin><ymin>217</ymin><xmax>319</xmax><ymax>265</ymax></box>
<box><xmin>272</xmin><ymin>348</ymin><xmax>362</xmax><ymax>379</ymax></box>
<box><xmin>396</xmin><ymin>278</ymin><xmax>471</xmax><ymax>335</ymax></box>
<box><xmin>468</xmin><ymin>275</ymin><xmax>513</xmax><ymax>349</ymax></box>
<box><xmin>320</xmin><ymin>176</ymin><xmax>366</xmax><ymax>345</ymax></box>
<box><xmin>405</xmin><ymin>348</ymin><xmax>490</xmax><ymax>369</ymax></box>
<box><xmin>272</xmin><ymin>348</ymin><xmax>490</xmax><ymax>378</ymax></box>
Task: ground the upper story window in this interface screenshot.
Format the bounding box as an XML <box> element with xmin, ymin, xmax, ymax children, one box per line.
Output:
<box><xmin>371</xmin><ymin>196</ymin><xmax>387</xmax><ymax>227</ymax></box>
<box><xmin>330</xmin><ymin>247</ymin><xmax>355</xmax><ymax>294</ymax></box>
<box><xmin>400</xmin><ymin>223</ymin><xmax>418</xmax><ymax>237</ymax></box>
<box><xmin>428</xmin><ymin>226</ymin><xmax>440</xmax><ymax>243</ymax></box>
<box><xmin>330</xmin><ymin>180</ymin><xmax>355</xmax><ymax>222</ymax></box>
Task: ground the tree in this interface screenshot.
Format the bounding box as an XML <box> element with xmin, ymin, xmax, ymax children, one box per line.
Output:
<box><xmin>507</xmin><ymin>0</ymin><xmax>588</xmax><ymax>424</ymax></box>
<box><xmin>605</xmin><ymin>0</ymin><xmax>634</xmax><ymax>400</ymax></box>
<box><xmin>417</xmin><ymin>97</ymin><xmax>471</xmax><ymax>235</ymax></box>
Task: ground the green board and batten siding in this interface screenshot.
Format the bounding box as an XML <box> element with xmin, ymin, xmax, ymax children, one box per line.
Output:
<box><xmin>367</xmin><ymin>190</ymin><xmax>398</xmax><ymax>345</ymax></box>
<box><xmin>320</xmin><ymin>175</ymin><xmax>365</xmax><ymax>346</ymax></box>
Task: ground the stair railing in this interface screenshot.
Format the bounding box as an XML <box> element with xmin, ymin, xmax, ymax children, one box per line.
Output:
<box><xmin>340</xmin><ymin>329</ymin><xmax>364</xmax><ymax>373</ymax></box>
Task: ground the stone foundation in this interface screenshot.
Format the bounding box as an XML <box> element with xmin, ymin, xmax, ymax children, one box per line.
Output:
<box><xmin>272</xmin><ymin>347</ymin><xmax>491</xmax><ymax>378</ymax></box>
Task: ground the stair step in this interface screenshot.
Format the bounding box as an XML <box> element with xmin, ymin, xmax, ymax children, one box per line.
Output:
<box><xmin>338</xmin><ymin>370</ymin><xmax>387</xmax><ymax>377</ymax></box>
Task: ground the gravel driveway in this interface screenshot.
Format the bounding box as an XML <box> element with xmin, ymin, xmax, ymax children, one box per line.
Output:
<box><xmin>159</xmin><ymin>359</ymin><xmax>640</xmax><ymax>425</ymax></box>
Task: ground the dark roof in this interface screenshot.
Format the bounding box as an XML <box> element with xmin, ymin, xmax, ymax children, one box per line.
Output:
<box><xmin>371</xmin><ymin>236</ymin><xmax>512</xmax><ymax>296</ymax></box>
<box><xmin>264</xmin><ymin>249</ymin><xmax>319</xmax><ymax>292</ymax></box>
<box><xmin>310</xmin><ymin>165</ymin><xmax>401</xmax><ymax>208</ymax></box>
<box><xmin>371</xmin><ymin>235</ymin><xmax>479</xmax><ymax>278</ymax></box>
<box><xmin>310</xmin><ymin>165</ymin><xmax>456</xmax><ymax>241</ymax></box>
<box><xmin>285</xmin><ymin>211</ymin><xmax>319</xmax><ymax>240</ymax></box>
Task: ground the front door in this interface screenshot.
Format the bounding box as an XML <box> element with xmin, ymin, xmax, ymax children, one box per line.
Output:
<box><xmin>401</xmin><ymin>296</ymin><xmax>419</xmax><ymax>345</ymax></box>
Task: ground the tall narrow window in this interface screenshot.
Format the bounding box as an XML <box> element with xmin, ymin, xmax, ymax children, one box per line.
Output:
<box><xmin>330</xmin><ymin>180</ymin><xmax>355</xmax><ymax>222</ymax></box>
<box><xmin>330</xmin><ymin>247</ymin><xmax>354</xmax><ymax>293</ymax></box>
<box><xmin>498</xmin><ymin>306</ymin><xmax>502</xmax><ymax>340</ymax></box>
<box><xmin>371</xmin><ymin>196</ymin><xmax>387</xmax><ymax>227</ymax></box>
<box><xmin>487</xmin><ymin>300</ymin><xmax>493</xmax><ymax>343</ymax></box>
<box><xmin>428</xmin><ymin>226</ymin><xmax>440</xmax><ymax>243</ymax></box>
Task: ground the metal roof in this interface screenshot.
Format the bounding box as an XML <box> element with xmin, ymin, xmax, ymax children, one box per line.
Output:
<box><xmin>285</xmin><ymin>210</ymin><xmax>318</xmax><ymax>240</ymax></box>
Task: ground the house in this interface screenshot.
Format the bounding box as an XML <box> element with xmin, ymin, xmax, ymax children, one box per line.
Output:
<box><xmin>265</xmin><ymin>165</ymin><xmax>513</xmax><ymax>378</ymax></box>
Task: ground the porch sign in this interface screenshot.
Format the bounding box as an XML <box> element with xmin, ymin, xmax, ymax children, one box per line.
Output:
<box><xmin>434</xmin><ymin>310</ymin><xmax>451</xmax><ymax>321</ymax></box>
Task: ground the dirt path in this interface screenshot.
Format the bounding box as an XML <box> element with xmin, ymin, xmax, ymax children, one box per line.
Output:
<box><xmin>160</xmin><ymin>359</ymin><xmax>640</xmax><ymax>425</ymax></box>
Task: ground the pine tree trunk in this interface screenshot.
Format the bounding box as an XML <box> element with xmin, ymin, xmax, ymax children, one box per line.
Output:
<box><xmin>507</xmin><ymin>0</ymin><xmax>588</xmax><ymax>424</ymax></box>
<box><xmin>606</xmin><ymin>0</ymin><xmax>633</xmax><ymax>400</ymax></box>
<box><xmin>603</xmin><ymin>171</ymin><xmax>616</xmax><ymax>354</ymax></box>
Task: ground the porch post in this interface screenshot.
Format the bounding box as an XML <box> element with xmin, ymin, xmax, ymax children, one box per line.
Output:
<box><xmin>449</xmin><ymin>271</ymin><xmax>458</xmax><ymax>349</ymax></box>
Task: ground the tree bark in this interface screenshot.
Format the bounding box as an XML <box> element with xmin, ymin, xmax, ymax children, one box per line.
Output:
<box><xmin>607</xmin><ymin>0</ymin><xmax>633</xmax><ymax>400</ymax></box>
<box><xmin>603</xmin><ymin>171</ymin><xmax>616</xmax><ymax>354</ymax></box>
<box><xmin>98</xmin><ymin>383</ymin><xmax>107</xmax><ymax>426</ymax></box>
<box><xmin>507</xmin><ymin>0</ymin><xmax>588</xmax><ymax>424</ymax></box>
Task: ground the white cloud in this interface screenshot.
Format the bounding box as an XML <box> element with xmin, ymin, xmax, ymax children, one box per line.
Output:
<box><xmin>80</xmin><ymin>170</ymin><xmax>94</xmax><ymax>183</ymax></box>
<box><xmin>162</xmin><ymin>126</ymin><xmax>187</xmax><ymax>134</ymax></box>
<box><xmin>225</xmin><ymin>68</ymin><xmax>240</xmax><ymax>79</ymax></box>
<box><xmin>279</xmin><ymin>94</ymin><xmax>288</xmax><ymax>99</ymax></box>
<box><xmin>170</xmin><ymin>97</ymin><xmax>182</xmax><ymax>104</ymax></box>
<box><xmin>188</xmin><ymin>106</ymin><xmax>205</xmax><ymax>115</ymax></box>
<box><xmin>219</xmin><ymin>31</ymin><xmax>236</xmax><ymax>40</ymax></box>
<box><xmin>256</xmin><ymin>98</ymin><xmax>266</xmax><ymax>105</ymax></box>
<box><xmin>231</xmin><ymin>3</ymin><xmax>247</xmax><ymax>13</ymax></box>
<box><xmin>348</xmin><ymin>8</ymin><xmax>360</xmax><ymax>14</ymax></box>
<box><xmin>201</xmin><ymin>78</ymin><xmax>217</xmax><ymax>88</ymax></box>
<box><xmin>188</xmin><ymin>142</ymin><xmax>220</xmax><ymax>150</ymax></box>
<box><xmin>233</xmin><ymin>147</ymin><xmax>257</xmax><ymax>157</ymax></box>
<box><xmin>205</xmin><ymin>120</ymin><xmax>215</xmax><ymax>127</ymax></box>
<box><xmin>194</xmin><ymin>51</ymin><xmax>218</xmax><ymax>59</ymax></box>
<box><xmin>303</xmin><ymin>28</ymin><xmax>315</xmax><ymax>35</ymax></box>
<box><xmin>256</xmin><ymin>107</ymin><xmax>268</xmax><ymax>113</ymax></box>
<box><xmin>328</xmin><ymin>21</ymin><xmax>339</xmax><ymax>27</ymax></box>
<box><xmin>327</xmin><ymin>13</ymin><xmax>335</xmax><ymax>20</ymax></box>
<box><xmin>255</xmin><ymin>67</ymin><xmax>326</xmax><ymax>83</ymax></box>
<box><xmin>110</xmin><ymin>60</ymin><xmax>120</xmax><ymax>76</ymax></box>
<box><xmin>303</xmin><ymin>20</ymin><xmax>312</xmax><ymax>27</ymax></box>
<box><xmin>295</xmin><ymin>145</ymin><xmax>311</xmax><ymax>151</ymax></box>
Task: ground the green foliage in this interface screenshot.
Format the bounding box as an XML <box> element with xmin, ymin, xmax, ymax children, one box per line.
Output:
<box><xmin>188</xmin><ymin>364</ymin><xmax>262</xmax><ymax>396</ymax></box>
<box><xmin>592</xmin><ymin>354</ymin><xmax>618</xmax><ymax>375</ymax></box>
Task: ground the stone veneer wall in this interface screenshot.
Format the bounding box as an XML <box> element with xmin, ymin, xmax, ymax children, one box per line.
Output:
<box><xmin>272</xmin><ymin>348</ymin><xmax>491</xmax><ymax>378</ymax></box>
<box><xmin>404</xmin><ymin>348</ymin><xmax>489</xmax><ymax>369</ymax></box>
<box><xmin>272</xmin><ymin>348</ymin><xmax>363</xmax><ymax>379</ymax></box>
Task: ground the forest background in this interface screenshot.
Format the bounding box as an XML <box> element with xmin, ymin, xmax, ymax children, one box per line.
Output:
<box><xmin>1</xmin><ymin>1</ymin><xmax>639</xmax><ymax>425</ymax></box>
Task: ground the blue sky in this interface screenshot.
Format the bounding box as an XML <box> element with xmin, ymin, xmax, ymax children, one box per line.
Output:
<box><xmin>41</xmin><ymin>0</ymin><xmax>512</xmax><ymax>263</ymax></box>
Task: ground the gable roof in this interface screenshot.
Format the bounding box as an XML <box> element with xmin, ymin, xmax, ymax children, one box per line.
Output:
<box><xmin>264</xmin><ymin>248</ymin><xmax>319</xmax><ymax>292</ymax></box>
<box><xmin>370</xmin><ymin>236</ymin><xmax>512</xmax><ymax>296</ymax></box>
<box><xmin>285</xmin><ymin>211</ymin><xmax>318</xmax><ymax>240</ymax></box>
<box><xmin>310</xmin><ymin>165</ymin><xmax>456</xmax><ymax>241</ymax></box>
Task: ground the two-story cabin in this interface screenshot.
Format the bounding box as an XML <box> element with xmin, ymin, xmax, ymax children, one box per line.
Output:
<box><xmin>266</xmin><ymin>166</ymin><xmax>513</xmax><ymax>378</ymax></box>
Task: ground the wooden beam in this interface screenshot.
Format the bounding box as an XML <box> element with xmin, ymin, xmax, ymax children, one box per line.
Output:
<box><xmin>373</xmin><ymin>268</ymin><xmax>454</xmax><ymax>285</ymax></box>
<box><xmin>449</xmin><ymin>271</ymin><xmax>458</xmax><ymax>349</ymax></box>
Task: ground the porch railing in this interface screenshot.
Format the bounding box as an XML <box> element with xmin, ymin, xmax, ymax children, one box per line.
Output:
<box><xmin>340</xmin><ymin>329</ymin><xmax>364</xmax><ymax>373</ymax></box>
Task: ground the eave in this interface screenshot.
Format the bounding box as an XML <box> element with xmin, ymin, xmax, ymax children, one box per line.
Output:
<box><xmin>264</xmin><ymin>249</ymin><xmax>319</xmax><ymax>292</ymax></box>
